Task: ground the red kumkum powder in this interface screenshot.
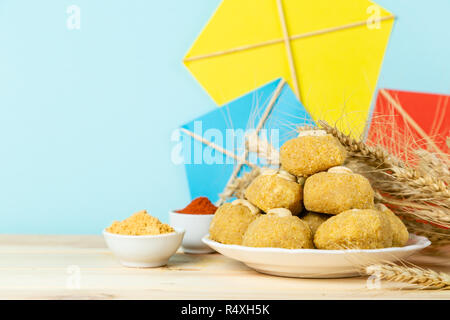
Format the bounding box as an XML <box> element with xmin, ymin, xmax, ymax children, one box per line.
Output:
<box><xmin>175</xmin><ymin>197</ymin><xmax>217</xmax><ymax>215</ymax></box>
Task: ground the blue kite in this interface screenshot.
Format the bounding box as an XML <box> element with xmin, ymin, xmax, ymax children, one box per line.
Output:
<box><xmin>178</xmin><ymin>78</ymin><xmax>314</xmax><ymax>204</ymax></box>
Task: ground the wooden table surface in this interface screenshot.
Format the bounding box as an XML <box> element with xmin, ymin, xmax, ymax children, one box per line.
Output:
<box><xmin>0</xmin><ymin>235</ymin><xmax>449</xmax><ymax>300</ymax></box>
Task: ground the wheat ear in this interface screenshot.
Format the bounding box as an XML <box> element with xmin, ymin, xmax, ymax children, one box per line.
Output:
<box><xmin>366</xmin><ymin>263</ymin><xmax>450</xmax><ymax>290</ymax></box>
<box><xmin>245</xmin><ymin>132</ymin><xmax>280</xmax><ymax>165</ymax></box>
<box><xmin>390</xmin><ymin>166</ymin><xmax>450</xmax><ymax>198</ymax></box>
<box><xmin>403</xmin><ymin>218</ymin><xmax>450</xmax><ymax>246</ymax></box>
<box><xmin>415</xmin><ymin>149</ymin><xmax>450</xmax><ymax>183</ymax></box>
<box><xmin>320</xmin><ymin>120</ymin><xmax>449</xmax><ymax>198</ymax></box>
<box><xmin>318</xmin><ymin>120</ymin><xmax>405</xmax><ymax>168</ymax></box>
<box><xmin>319</xmin><ymin>120</ymin><xmax>450</xmax><ymax>228</ymax></box>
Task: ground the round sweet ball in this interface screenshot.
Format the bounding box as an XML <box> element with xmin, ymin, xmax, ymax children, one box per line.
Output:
<box><xmin>376</xmin><ymin>204</ymin><xmax>409</xmax><ymax>247</ymax></box>
<box><xmin>244</xmin><ymin>170</ymin><xmax>303</xmax><ymax>215</ymax></box>
<box><xmin>242</xmin><ymin>209</ymin><xmax>314</xmax><ymax>249</ymax></box>
<box><xmin>209</xmin><ymin>200</ymin><xmax>260</xmax><ymax>245</ymax></box>
<box><xmin>301</xmin><ymin>211</ymin><xmax>331</xmax><ymax>236</ymax></box>
<box><xmin>280</xmin><ymin>132</ymin><xmax>347</xmax><ymax>177</ymax></box>
<box><xmin>303</xmin><ymin>168</ymin><xmax>375</xmax><ymax>215</ymax></box>
<box><xmin>314</xmin><ymin>209</ymin><xmax>394</xmax><ymax>249</ymax></box>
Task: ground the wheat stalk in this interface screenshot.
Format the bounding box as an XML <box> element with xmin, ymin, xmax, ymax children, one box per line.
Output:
<box><xmin>403</xmin><ymin>218</ymin><xmax>450</xmax><ymax>246</ymax></box>
<box><xmin>245</xmin><ymin>132</ymin><xmax>280</xmax><ymax>165</ymax></box>
<box><xmin>216</xmin><ymin>167</ymin><xmax>261</xmax><ymax>206</ymax></box>
<box><xmin>374</xmin><ymin>191</ymin><xmax>450</xmax><ymax>228</ymax></box>
<box><xmin>366</xmin><ymin>263</ymin><xmax>450</xmax><ymax>290</ymax></box>
<box><xmin>390</xmin><ymin>166</ymin><xmax>450</xmax><ymax>198</ymax></box>
<box><xmin>320</xmin><ymin>120</ymin><xmax>449</xmax><ymax>191</ymax></box>
<box><xmin>319</xmin><ymin>120</ymin><xmax>450</xmax><ymax>228</ymax></box>
<box><xmin>415</xmin><ymin>149</ymin><xmax>450</xmax><ymax>183</ymax></box>
<box><xmin>318</xmin><ymin>120</ymin><xmax>405</xmax><ymax>168</ymax></box>
<box><xmin>319</xmin><ymin>120</ymin><xmax>449</xmax><ymax>196</ymax></box>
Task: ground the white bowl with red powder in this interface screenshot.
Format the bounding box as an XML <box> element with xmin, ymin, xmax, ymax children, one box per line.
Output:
<box><xmin>169</xmin><ymin>197</ymin><xmax>217</xmax><ymax>254</ymax></box>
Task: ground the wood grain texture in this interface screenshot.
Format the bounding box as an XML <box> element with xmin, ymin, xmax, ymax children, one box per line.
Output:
<box><xmin>0</xmin><ymin>235</ymin><xmax>448</xmax><ymax>300</ymax></box>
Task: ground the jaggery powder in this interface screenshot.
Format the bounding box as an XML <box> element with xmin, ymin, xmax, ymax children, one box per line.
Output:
<box><xmin>175</xmin><ymin>197</ymin><xmax>217</xmax><ymax>214</ymax></box>
<box><xmin>106</xmin><ymin>210</ymin><xmax>174</xmax><ymax>235</ymax></box>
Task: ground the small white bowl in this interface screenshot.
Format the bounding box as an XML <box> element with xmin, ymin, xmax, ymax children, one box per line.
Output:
<box><xmin>169</xmin><ymin>211</ymin><xmax>215</xmax><ymax>254</ymax></box>
<box><xmin>103</xmin><ymin>227</ymin><xmax>185</xmax><ymax>268</ymax></box>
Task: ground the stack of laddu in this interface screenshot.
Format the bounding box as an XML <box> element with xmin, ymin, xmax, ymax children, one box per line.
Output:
<box><xmin>209</xmin><ymin>129</ymin><xmax>409</xmax><ymax>250</ymax></box>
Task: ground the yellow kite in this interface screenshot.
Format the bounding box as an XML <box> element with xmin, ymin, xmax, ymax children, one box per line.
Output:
<box><xmin>184</xmin><ymin>0</ymin><xmax>394</xmax><ymax>137</ymax></box>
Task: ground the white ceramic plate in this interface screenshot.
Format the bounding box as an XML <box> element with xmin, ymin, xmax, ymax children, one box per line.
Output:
<box><xmin>202</xmin><ymin>234</ymin><xmax>430</xmax><ymax>278</ymax></box>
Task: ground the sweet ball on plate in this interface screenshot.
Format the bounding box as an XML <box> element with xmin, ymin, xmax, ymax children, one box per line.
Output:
<box><xmin>303</xmin><ymin>166</ymin><xmax>375</xmax><ymax>215</ymax></box>
<box><xmin>244</xmin><ymin>168</ymin><xmax>303</xmax><ymax>215</ymax></box>
<box><xmin>301</xmin><ymin>211</ymin><xmax>331</xmax><ymax>236</ymax></box>
<box><xmin>209</xmin><ymin>199</ymin><xmax>260</xmax><ymax>245</ymax></box>
<box><xmin>280</xmin><ymin>130</ymin><xmax>347</xmax><ymax>177</ymax></box>
<box><xmin>376</xmin><ymin>204</ymin><xmax>409</xmax><ymax>247</ymax></box>
<box><xmin>242</xmin><ymin>208</ymin><xmax>314</xmax><ymax>249</ymax></box>
<box><xmin>314</xmin><ymin>209</ymin><xmax>394</xmax><ymax>250</ymax></box>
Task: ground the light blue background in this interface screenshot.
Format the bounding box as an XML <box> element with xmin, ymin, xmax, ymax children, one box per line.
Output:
<box><xmin>0</xmin><ymin>1</ymin><xmax>448</xmax><ymax>234</ymax></box>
